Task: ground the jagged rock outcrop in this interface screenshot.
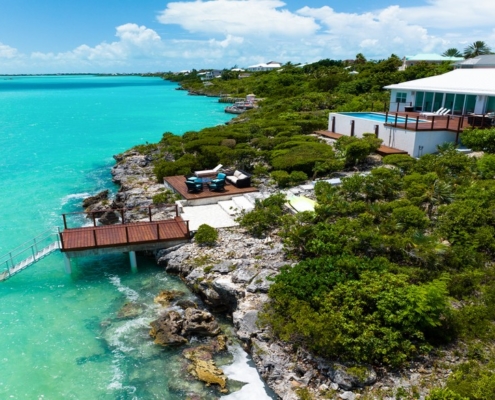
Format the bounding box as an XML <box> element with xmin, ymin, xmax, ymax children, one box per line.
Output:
<box><xmin>82</xmin><ymin>190</ymin><xmax>109</xmax><ymax>208</ymax></box>
<box><xmin>149</xmin><ymin>310</ymin><xmax>188</xmax><ymax>346</ymax></box>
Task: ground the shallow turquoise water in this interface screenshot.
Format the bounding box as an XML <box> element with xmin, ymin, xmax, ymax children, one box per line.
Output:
<box><xmin>0</xmin><ymin>76</ymin><xmax>258</xmax><ymax>399</ymax></box>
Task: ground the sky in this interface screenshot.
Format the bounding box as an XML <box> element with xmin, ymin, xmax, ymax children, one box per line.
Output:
<box><xmin>0</xmin><ymin>0</ymin><xmax>494</xmax><ymax>74</ymax></box>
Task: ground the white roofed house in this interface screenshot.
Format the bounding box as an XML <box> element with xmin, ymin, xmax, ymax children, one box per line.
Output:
<box><xmin>245</xmin><ymin>61</ymin><xmax>282</xmax><ymax>72</ymax></box>
<box><xmin>399</xmin><ymin>53</ymin><xmax>463</xmax><ymax>71</ymax></box>
<box><xmin>327</xmin><ymin>69</ymin><xmax>495</xmax><ymax>157</ymax></box>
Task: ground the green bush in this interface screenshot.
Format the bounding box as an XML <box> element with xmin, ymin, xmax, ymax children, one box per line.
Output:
<box><xmin>445</xmin><ymin>361</ymin><xmax>495</xmax><ymax>399</ymax></box>
<box><xmin>237</xmin><ymin>193</ymin><xmax>286</xmax><ymax>237</ymax></box>
<box><xmin>152</xmin><ymin>190</ymin><xmax>180</xmax><ymax>205</ymax></box>
<box><xmin>289</xmin><ymin>171</ymin><xmax>308</xmax><ymax>185</ymax></box>
<box><xmin>271</xmin><ymin>170</ymin><xmax>291</xmax><ymax>187</ymax></box>
<box><xmin>265</xmin><ymin>268</ymin><xmax>451</xmax><ymax>367</ymax></box>
<box><xmin>194</xmin><ymin>224</ymin><xmax>218</xmax><ymax>246</ymax></box>
<box><xmin>383</xmin><ymin>154</ymin><xmax>416</xmax><ymax>173</ymax></box>
<box><xmin>271</xmin><ymin>142</ymin><xmax>336</xmax><ymax>174</ymax></box>
<box><xmin>426</xmin><ymin>388</ymin><xmax>468</xmax><ymax>400</ymax></box>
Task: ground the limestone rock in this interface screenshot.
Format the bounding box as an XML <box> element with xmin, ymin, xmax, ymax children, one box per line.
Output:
<box><xmin>98</xmin><ymin>210</ymin><xmax>120</xmax><ymax>225</ymax></box>
<box><xmin>153</xmin><ymin>289</ymin><xmax>185</xmax><ymax>306</ymax></box>
<box><xmin>82</xmin><ymin>190</ymin><xmax>109</xmax><ymax>208</ymax></box>
<box><xmin>182</xmin><ymin>308</ymin><xmax>221</xmax><ymax>337</ymax></box>
<box><xmin>246</xmin><ymin>270</ymin><xmax>276</xmax><ymax>293</ymax></box>
<box><xmin>330</xmin><ymin>364</ymin><xmax>377</xmax><ymax>390</ymax></box>
<box><xmin>184</xmin><ymin>347</ymin><xmax>228</xmax><ymax>393</ymax></box>
<box><xmin>149</xmin><ymin>311</ymin><xmax>187</xmax><ymax>346</ymax></box>
<box><xmin>234</xmin><ymin>309</ymin><xmax>260</xmax><ymax>341</ymax></box>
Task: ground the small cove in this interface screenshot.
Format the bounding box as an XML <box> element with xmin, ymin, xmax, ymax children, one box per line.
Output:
<box><xmin>0</xmin><ymin>75</ymin><xmax>272</xmax><ymax>398</ymax></box>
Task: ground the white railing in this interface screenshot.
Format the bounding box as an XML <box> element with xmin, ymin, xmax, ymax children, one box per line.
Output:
<box><xmin>0</xmin><ymin>228</ymin><xmax>61</xmax><ymax>281</ymax></box>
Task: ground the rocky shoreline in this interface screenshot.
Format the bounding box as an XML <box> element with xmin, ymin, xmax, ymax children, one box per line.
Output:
<box><xmin>91</xmin><ymin>149</ymin><xmax>462</xmax><ymax>400</ymax></box>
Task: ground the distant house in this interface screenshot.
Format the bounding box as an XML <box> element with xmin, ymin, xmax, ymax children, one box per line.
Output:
<box><xmin>201</xmin><ymin>70</ymin><xmax>222</xmax><ymax>81</ymax></box>
<box><xmin>245</xmin><ymin>61</ymin><xmax>282</xmax><ymax>72</ymax></box>
<box><xmin>455</xmin><ymin>55</ymin><xmax>495</xmax><ymax>69</ymax></box>
<box><xmin>399</xmin><ymin>53</ymin><xmax>463</xmax><ymax>71</ymax></box>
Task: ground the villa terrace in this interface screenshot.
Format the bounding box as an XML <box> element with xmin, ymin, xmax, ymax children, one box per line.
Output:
<box><xmin>163</xmin><ymin>175</ymin><xmax>258</xmax><ymax>202</ymax></box>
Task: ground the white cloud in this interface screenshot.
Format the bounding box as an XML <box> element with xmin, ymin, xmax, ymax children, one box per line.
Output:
<box><xmin>158</xmin><ymin>0</ymin><xmax>319</xmax><ymax>37</ymax></box>
<box><xmin>1</xmin><ymin>1</ymin><xmax>495</xmax><ymax>74</ymax></box>
<box><xmin>0</xmin><ymin>42</ymin><xmax>20</xmax><ymax>59</ymax></box>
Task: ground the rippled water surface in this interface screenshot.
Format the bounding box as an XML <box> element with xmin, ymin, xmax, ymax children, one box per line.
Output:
<box><xmin>0</xmin><ymin>76</ymin><xmax>271</xmax><ymax>399</ymax></box>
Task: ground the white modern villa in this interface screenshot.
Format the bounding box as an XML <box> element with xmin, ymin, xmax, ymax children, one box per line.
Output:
<box><xmin>328</xmin><ymin>69</ymin><xmax>495</xmax><ymax>157</ymax></box>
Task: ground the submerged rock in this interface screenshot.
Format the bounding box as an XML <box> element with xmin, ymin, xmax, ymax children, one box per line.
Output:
<box><xmin>154</xmin><ymin>289</ymin><xmax>185</xmax><ymax>306</ymax></box>
<box><xmin>117</xmin><ymin>301</ymin><xmax>144</xmax><ymax>319</ymax></box>
<box><xmin>183</xmin><ymin>344</ymin><xmax>229</xmax><ymax>394</ymax></box>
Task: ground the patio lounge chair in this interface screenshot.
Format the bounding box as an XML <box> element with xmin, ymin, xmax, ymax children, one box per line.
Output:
<box><xmin>420</xmin><ymin>107</ymin><xmax>446</xmax><ymax>117</ymax></box>
<box><xmin>185</xmin><ymin>180</ymin><xmax>203</xmax><ymax>193</ymax></box>
<box><xmin>207</xmin><ymin>178</ymin><xmax>226</xmax><ymax>192</ymax></box>
<box><xmin>194</xmin><ymin>164</ymin><xmax>223</xmax><ymax>178</ymax></box>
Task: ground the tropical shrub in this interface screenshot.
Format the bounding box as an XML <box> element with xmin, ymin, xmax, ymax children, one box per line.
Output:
<box><xmin>194</xmin><ymin>224</ymin><xmax>218</xmax><ymax>246</ymax></box>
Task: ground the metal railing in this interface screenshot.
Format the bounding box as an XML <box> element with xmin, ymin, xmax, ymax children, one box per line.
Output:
<box><xmin>0</xmin><ymin>228</ymin><xmax>61</xmax><ymax>281</ymax></box>
<box><xmin>61</xmin><ymin>203</ymin><xmax>179</xmax><ymax>229</ymax></box>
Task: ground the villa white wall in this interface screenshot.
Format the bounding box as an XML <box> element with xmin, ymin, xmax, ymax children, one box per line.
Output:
<box><xmin>414</xmin><ymin>130</ymin><xmax>457</xmax><ymax>156</ymax></box>
<box><xmin>328</xmin><ymin>112</ymin><xmax>458</xmax><ymax>157</ymax></box>
<box><xmin>388</xmin><ymin>89</ymin><xmax>414</xmax><ymax>112</ymax></box>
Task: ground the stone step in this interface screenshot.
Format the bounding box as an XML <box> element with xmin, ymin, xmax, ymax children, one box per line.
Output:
<box><xmin>218</xmin><ymin>200</ymin><xmax>240</xmax><ymax>216</ymax></box>
<box><xmin>232</xmin><ymin>196</ymin><xmax>255</xmax><ymax>212</ymax></box>
<box><xmin>180</xmin><ymin>204</ymin><xmax>237</xmax><ymax>231</ymax></box>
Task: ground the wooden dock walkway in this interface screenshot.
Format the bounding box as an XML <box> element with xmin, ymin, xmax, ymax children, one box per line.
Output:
<box><xmin>60</xmin><ymin>216</ymin><xmax>189</xmax><ymax>252</ymax></box>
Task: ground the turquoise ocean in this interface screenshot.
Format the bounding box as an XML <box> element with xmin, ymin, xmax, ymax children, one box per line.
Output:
<box><xmin>0</xmin><ymin>76</ymin><xmax>272</xmax><ymax>399</ymax></box>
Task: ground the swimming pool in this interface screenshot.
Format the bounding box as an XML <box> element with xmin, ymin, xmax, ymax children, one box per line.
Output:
<box><xmin>340</xmin><ymin>112</ymin><xmax>427</xmax><ymax>124</ymax></box>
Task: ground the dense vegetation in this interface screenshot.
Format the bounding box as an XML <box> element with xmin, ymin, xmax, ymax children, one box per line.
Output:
<box><xmin>135</xmin><ymin>55</ymin><xmax>495</xmax><ymax>398</ymax></box>
<box><xmin>241</xmin><ymin>147</ymin><xmax>495</xmax><ymax>398</ymax></box>
<box><xmin>142</xmin><ymin>55</ymin><xmax>453</xmax><ymax>184</ymax></box>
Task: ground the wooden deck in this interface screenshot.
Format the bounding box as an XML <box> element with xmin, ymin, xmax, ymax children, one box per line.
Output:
<box><xmin>316</xmin><ymin>130</ymin><xmax>407</xmax><ymax>156</ymax></box>
<box><xmin>315</xmin><ymin>130</ymin><xmax>343</xmax><ymax>140</ymax></box>
<box><xmin>60</xmin><ymin>216</ymin><xmax>189</xmax><ymax>252</ymax></box>
<box><xmin>376</xmin><ymin>145</ymin><xmax>408</xmax><ymax>156</ymax></box>
<box><xmin>384</xmin><ymin>112</ymin><xmax>470</xmax><ymax>132</ymax></box>
<box><xmin>164</xmin><ymin>175</ymin><xmax>258</xmax><ymax>201</ymax></box>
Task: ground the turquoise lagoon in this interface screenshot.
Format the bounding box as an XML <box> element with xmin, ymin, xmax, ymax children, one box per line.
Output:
<box><xmin>0</xmin><ymin>76</ymin><xmax>272</xmax><ymax>399</ymax></box>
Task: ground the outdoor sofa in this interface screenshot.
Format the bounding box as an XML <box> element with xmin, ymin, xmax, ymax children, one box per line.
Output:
<box><xmin>226</xmin><ymin>170</ymin><xmax>251</xmax><ymax>188</ymax></box>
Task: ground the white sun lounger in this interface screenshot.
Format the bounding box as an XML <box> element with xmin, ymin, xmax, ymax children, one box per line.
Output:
<box><xmin>420</xmin><ymin>107</ymin><xmax>446</xmax><ymax>117</ymax></box>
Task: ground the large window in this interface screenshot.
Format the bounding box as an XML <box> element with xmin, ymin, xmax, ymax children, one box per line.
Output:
<box><xmin>415</xmin><ymin>91</ymin><xmax>424</xmax><ymax>110</ymax></box>
<box><xmin>396</xmin><ymin>92</ymin><xmax>407</xmax><ymax>103</ymax></box>
<box><xmin>486</xmin><ymin>96</ymin><xmax>495</xmax><ymax>113</ymax></box>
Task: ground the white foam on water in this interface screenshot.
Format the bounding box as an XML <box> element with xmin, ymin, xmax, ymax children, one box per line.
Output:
<box><xmin>108</xmin><ymin>275</ymin><xmax>139</xmax><ymax>302</ymax></box>
<box><xmin>60</xmin><ymin>192</ymin><xmax>92</xmax><ymax>206</ymax></box>
<box><xmin>107</xmin><ymin>350</ymin><xmax>137</xmax><ymax>394</ymax></box>
<box><xmin>221</xmin><ymin>345</ymin><xmax>273</xmax><ymax>400</ymax></box>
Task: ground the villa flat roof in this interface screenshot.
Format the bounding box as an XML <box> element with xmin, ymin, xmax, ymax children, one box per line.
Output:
<box><xmin>384</xmin><ymin>69</ymin><xmax>495</xmax><ymax>96</ymax></box>
<box><xmin>405</xmin><ymin>53</ymin><xmax>463</xmax><ymax>62</ymax></box>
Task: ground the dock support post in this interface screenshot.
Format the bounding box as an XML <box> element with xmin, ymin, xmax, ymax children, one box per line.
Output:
<box><xmin>63</xmin><ymin>254</ymin><xmax>72</xmax><ymax>274</ymax></box>
<box><xmin>129</xmin><ymin>251</ymin><xmax>138</xmax><ymax>273</ymax></box>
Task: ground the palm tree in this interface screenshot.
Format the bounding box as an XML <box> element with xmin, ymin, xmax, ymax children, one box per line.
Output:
<box><xmin>463</xmin><ymin>41</ymin><xmax>492</xmax><ymax>59</ymax></box>
<box><xmin>442</xmin><ymin>48</ymin><xmax>462</xmax><ymax>57</ymax></box>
